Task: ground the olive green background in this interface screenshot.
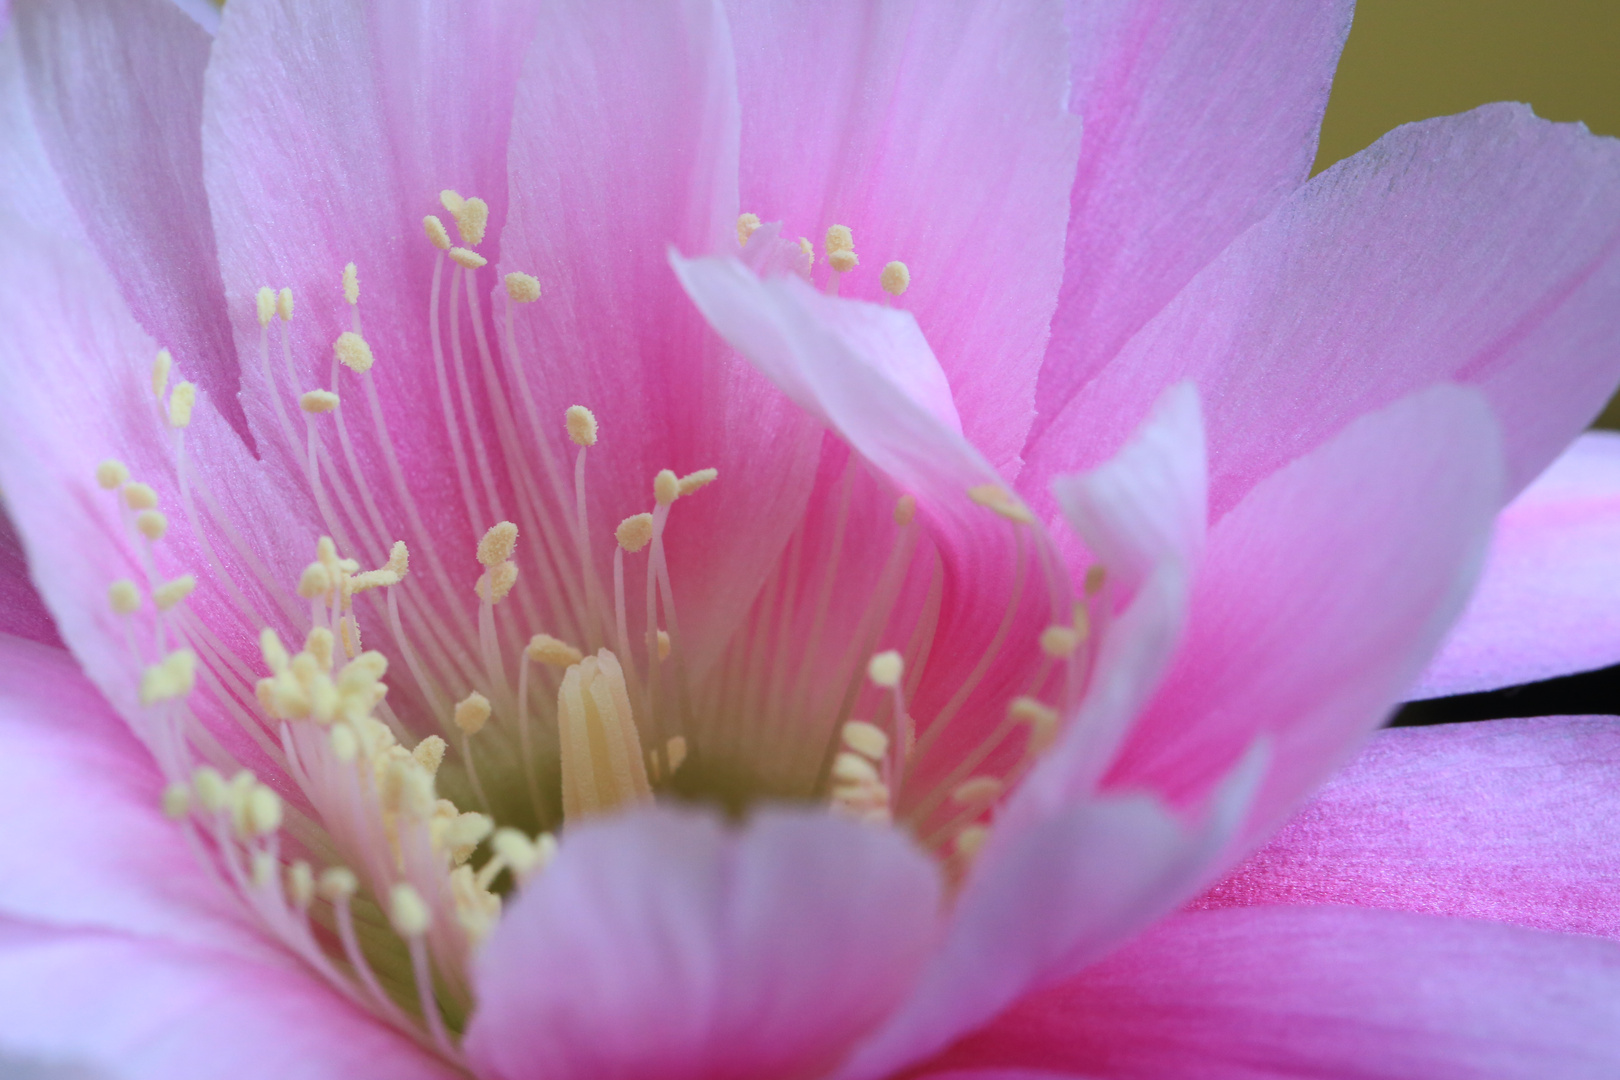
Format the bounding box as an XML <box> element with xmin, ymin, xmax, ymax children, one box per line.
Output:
<box><xmin>1316</xmin><ymin>1</ymin><xmax>1620</xmax><ymax>426</ymax></box>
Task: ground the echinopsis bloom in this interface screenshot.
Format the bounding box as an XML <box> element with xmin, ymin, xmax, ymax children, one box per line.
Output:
<box><xmin>1</xmin><ymin>0</ymin><xmax>1619</xmax><ymax>1078</ymax></box>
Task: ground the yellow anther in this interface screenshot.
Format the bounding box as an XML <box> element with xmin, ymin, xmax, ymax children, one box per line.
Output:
<box><xmin>1009</xmin><ymin>696</ymin><xmax>1060</xmax><ymax>755</ymax></box>
<box><xmin>135</xmin><ymin>510</ymin><xmax>168</xmax><ymax>541</ymax></box>
<box><xmin>297</xmin><ymin>562</ymin><xmax>332</xmax><ymax>599</ymax></box>
<box><xmin>152</xmin><ymin>349</ymin><xmax>172</xmax><ymax>399</ymax></box>
<box><xmin>255</xmin><ymin>286</ymin><xmax>276</xmax><ymax>327</ymax></box>
<box><xmin>491</xmin><ymin>827</ymin><xmax>542</xmax><ymax>877</ymax></box>
<box><xmin>107</xmin><ymin>579</ymin><xmax>141</xmax><ymax>615</ymax></box>
<box><xmin>453</xmin><ymin>197</ymin><xmax>489</xmax><ymax>246</ymax></box>
<box><xmin>139</xmin><ymin>648</ymin><xmax>196</xmax><ymax>705</ymax></box>
<box><xmin>123</xmin><ymin>482</ymin><xmax>158</xmax><ymax>510</ymax></box>
<box><xmin>867</xmin><ymin>650</ymin><xmax>904</xmax><ymax>689</ymax></box>
<box><xmin>440</xmin><ymin>189</ymin><xmax>465</xmax><ymax>214</ymax></box>
<box><xmin>337</xmin><ymin>651</ymin><xmax>387</xmax><ymax>690</ymax></box>
<box><xmin>654</xmin><ymin>469</ymin><xmax>680</xmax><ymax>506</ymax></box>
<box><xmin>167</xmin><ymin>381</ymin><xmax>196</xmax><ymax>428</ymax></box>
<box><xmin>333</xmin><ymin>331</ymin><xmax>374</xmax><ymax>374</ymax></box>
<box><xmin>95</xmin><ymin>459</ymin><xmax>129</xmax><ymax>490</ymax></box>
<box><xmin>315</xmin><ymin>536</ymin><xmax>339</xmax><ymax>568</ymax></box>
<box><xmin>330</xmin><ymin>723</ymin><xmax>359</xmax><ymax>762</ymax></box>
<box><xmin>317</xmin><ymin>866</ymin><xmax>358</xmax><ymax>901</ymax></box>
<box><xmin>894</xmin><ymin>494</ymin><xmax>917</xmax><ymax>526</ymax></box>
<box><xmin>967</xmin><ymin>484</ymin><xmax>1035</xmax><ymax>525</ymax></box>
<box><xmin>477</xmin><ymin>521</ymin><xmax>518</xmax><ymax>568</ymax></box>
<box><xmin>385</xmin><ymin>541</ymin><xmax>409</xmax><ymax>578</ymax></box>
<box><xmin>449</xmin><ymin>247</ymin><xmax>487</xmax><ymax>270</ymax></box>
<box><xmin>565</xmin><ymin>405</ymin><xmax>598</xmax><ymax>447</ymax></box>
<box><xmin>389</xmin><ymin>884</ymin><xmax>432</xmax><ymax>937</ymax></box>
<box><xmin>657</xmin><ymin>629</ymin><xmax>671</xmax><ymax>661</ymax></box>
<box><xmin>251</xmin><ymin>851</ymin><xmax>277</xmax><ymax>888</ymax></box>
<box><xmin>277</xmin><ymin>286</ymin><xmax>295</xmax><ymax>321</ymax></box>
<box><xmin>424</xmin><ymin>214</ymin><xmax>452</xmax><ymax>251</ymax></box>
<box><xmin>348</xmin><ymin>568</ymin><xmax>399</xmax><ymax>593</ymax></box>
<box><xmin>260</xmin><ymin>628</ymin><xmax>290</xmax><ymax>674</ymax></box>
<box><xmin>305</xmin><ymin>627</ymin><xmax>334</xmax><ymax>672</ymax></box>
<box><xmin>153</xmin><ymin>574</ymin><xmax>196</xmax><ymax>612</ymax></box>
<box><xmin>798</xmin><ymin>236</ymin><xmax>815</xmax><ymax>268</ymax></box>
<box><xmin>454</xmin><ymin>691</ymin><xmax>491</xmax><ymax>736</ymax></box>
<box><xmin>841</xmin><ymin>720</ymin><xmax>890</xmax><ymax>761</ymax></box>
<box><xmin>881</xmin><ymin>260</ymin><xmax>911</xmax><ymax>296</ymax></box>
<box><xmin>527</xmin><ymin>633</ymin><xmax>583</xmax><ymax>667</ymax></box>
<box><xmin>413</xmin><ymin>735</ymin><xmax>447</xmax><ymax>776</ymax></box>
<box><xmin>952</xmin><ymin>776</ymin><xmax>1004</xmax><ymax>806</ymax></box>
<box><xmin>287</xmin><ymin>861</ymin><xmax>315</xmax><ymax>908</ymax></box>
<box><xmin>504</xmin><ymin>271</ymin><xmax>541</xmax><ymax>303</ymax></box>
<box><xmin>442</xmin><ymin>812</ymin><xmax>493</xmax><ymax>863</ymax></box>
<box><xmin>245</xmin><ymin>784</ymin><xmax>283</xmax><ymax>837</ymax></box>
<box><xmin>828</xmin><ymin>249</ymin><xmax>858</xmax><ymax>273</ymax></box>
<box><xmin>1073</xmin><ymin>604</ymin><xmax>1091</xmax><ymax>643</ymax></box>
<box><xmin>665</xmin><ymin>735</ymin><xmax>687</xmax><ymax>773</ymax></box>
<box><xmin>476</xmin><ymin>560</ymin><xmax>519</xmax><ymax>604</ymax></box>
<box><xmin>192</xmin><ymin>767</ymin><xmax>227</xmax><ymax>812</ymax></box>
<box><xmin>825</xmin><ymin>224</ymin><xmax>854</xmax><ymax>255</ymax></box>
<box><xmin>1040</xmin><ymin>625</ymin><xmax>1083</xmax><ymax>658</ymax></box>
<box><xmin>831</xmin><ymin>751</ymin><xmax>880</xmax><ymax>785</ymax></box>
<box><xmin>558</xmin><ymin>649</ymin><xmax>652</xmax><ymax>820</ymax></box>
<box><xmin>737</xmin><ymin>212</ymin><xmax>761</xmax><ymax>247</ymax></box>
<box><xmin>341</xmin><ymin>262</ymin><xmax>359</xmax><ymax>305</ymax></box>
<box><xmin>677</xmin><ymin>468</ymin><xmax>718</xmax><ymax>497</ymax></box>
<box><xmin>161</xmin><ymin>783</ymin><xmax>190</xmax><ymax>820</ymax></box>
<box><xmin>955</xmin><ymin>825</ymin><xmax>990</xmax><ymax>860</ymax></box>
<box><xmin>616</xmin><ymin>513</ymin><xmax>654</xmax><ymax>553</ymax></box>
<box><xmin>299</xmin><ymin>390</ymin><xmax>340</xmax><ymax>414</ymax></box>
<box><xmin>1084</xmin><ymin>564</ymin><xmax>1108</xmax><ymax>596</ymax></box>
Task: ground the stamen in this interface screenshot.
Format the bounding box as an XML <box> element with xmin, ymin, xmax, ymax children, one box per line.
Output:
<box><xmin>654</xmin><ymin>469</ymin><xmax>679</xmax><ymax>507</ymax></box>
<box><xmin>616</xmin><ymin>513</ymin><xmax>654</xmax><ymax>553</ymax></box>
<box><xmin>504</xmin><ymin>272</ymin><xmax>541</xmax><ymax>303</ymax></box>
<box><xmin>153</xmin><ymin>574</ymin><xmax>197</xmax><ymax>611</ymax></box>
<box><xmin>475</xmin><ymin>561</ymin><xmax>518</xmax><ymax>604</ymax></box>
<box><xmin>299</xmin><ymin>390</ymin><xmax>340</xmax><ymax>414</ymax></box>
<box><xmin>342</xmin><ymin>262</ymin><xmax>359</xmax><ymax>306</ymax></box>
<box><xmin>162</xmin><ymin>783</ymin><xmax>191</xmax><ymax>819</ymax></box>
<box><xmin>527</xmin><ymin>633</ymin><xmax>583</xmax><ymax>668</ymax></box>
<box><xmin>152</xmin><ymin>349</ymin><xmax>172</xmax><ymax>399</ymax></box>
<box><xmin>1010</xmin><ymin>696</ymin><xmax>1060</xmax><ymax>756</ymax></box>
<box><xmin>140</xmin><ymin>649</ymin><xmax>196</xmax><ymax>705</ymax></box>
<box><xmin>108</xmin><ymin>579</ymin><xmax>141</xmax><ymax>615</ymax></box>
<box><xmin>123</xmin><ymin>482</ymin><xmax>158</xmax><ymax>510</ymax></box>
<box><xmin>880</xmin><ymin>261</ymin><xmax>911</xmax><ymax>297</ymax></box>
<box><xmin>951</xmin><ymin>776</ymin><xmax>1003</xmax><ymax>806</ymax></box>
<box><xmin>333</xmin><ymin>332</ymin><xmax>374</xmax><ymax>374</ymax></box>
<box><xmin>451</xmin><ymin>197</ymin><xmax>489</xmax><ymax>247</ymax></box>
<box><xmin>557</xmin><ymin>649</ymin><xmax>651</xmax><ymax>819</ymax></box>
<box><xmin>95</xmin><ymin>459</ymin><xmax>129</xmax><ymax>490</ymax></box>
<box><xmin>278</xmin><ymin>286</ymin><xmax>296</xmax><ymax>321</ymax></box>
<box><xmin>826</xmin><ymin>224</ymin><xmax>858</xmax><ymax>279</ymax></box>
<box><xmin>1039</xmin><ymin>624</ymin><xmax>1082</xmax><ymax>658</ymax></box>
<box><xmin>967</xmin><ymin>484</ymin><xmax>1035</xmax><ymax>525</ymax></box>
<box><xmin>798</xmin><ymin>236</ymin><xmax>815</xmax><ymax>269</ymax></box>
<box><xmin>565</xmin><ymin>405</ymin><xmax>598</xmax><ymax>447</ymax></box>
<box><xmin>136</xmin><ymin>510</ymin><xmax>169</xmax><ymax>541</ymax></box>
<box><xmin>424</xmin><ymin>215</ymin><xmax>452</xmax><ymax>251</ymax></box>
<box><xmin>167</xmin><ymin>381</ymin><xmax>196</xmax><ymax>428</ymax></box>
<box><xmin>477</xmin><ymin>521</ymin><xmax>518</xmax><ymax>568</ymax></box>
<box><xmin>255</xmin><ymin>286</ymin><xmax>276</xmax><ymax>327</ymax></box>
<box><xmin>842</xmin><ymin>720</ymin><xmax>889</xmax><ymax>760</ymax></box>
<box><xmin>676</xmin><ymin>468</ymin><xmax>718</xmax><ymax>498</ymax></box>
<box><xmin>449</xmin><ymin>247</ymin><xmax>487</xmax><ymax>270</ymax></box>
<box><xmin>737</xmin><ymin>212</ymin><xmax>761</xmax><ymax>247</ymax></box>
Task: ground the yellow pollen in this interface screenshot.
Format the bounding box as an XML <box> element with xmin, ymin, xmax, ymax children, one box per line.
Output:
<box><xmin>828</xmin><ymin>249</ymin><xmax>858</xmax><ymax>273</ymax></box>
<box><xmin>440</xmin><ymin>189</ymin><xmax>465</xmax><ymax>214</ymax></box>
<box><xmin>299</xmin><ymin>389</ymin><xmax>340</xmax><ymax>414</ymax></box>
<box><xmin>867</xmin><ymin>650</ymin><xmax>904</xmax><ymax>689</ymax></box>
<box><xmin>831</xmin><ymin>751</ymin><xmax>880</xmax><ymax>785</ymax></box>
<box><xmin>967</xmin><ymin>484</ymin><xmax>1035</xmax><ymax>525</ymax></box>
<box><xmin>955</xmin><ymin>825</ymin><xmax>990</xmax><ymax>860</ymax></box>
<box><xmin>1009</xmin><ymin>696</ymin><xmax>1060</xmax><ymax>754</ymax></box>
<box><xmin>894</xmin><ymin>494</ymin><xmax>917</xmax><ymax>526</ymax></box>
<box><xmin>424</xmin><ymin>215</ymin><xmax>452</xmax><ymax>251</ymax></box>
<box><xmin>665</xmin><ymin>734</ymin><xmax>687</xmax><ymax>773</ymax></box>
<box><xmin>1085</xmin><ymin>564</ymin><xmax>1108</xmax><ymax>596</ymax></box>
<box><xmin>192</xmin><ymin>767</ymin><xmax>227</xmax><ymax>812</ymax></box>
<box><xmin>255</xmin><ymin>286</ymin><xmax>275</xmax><ymax>327</ymax></box>
<box><xmin>615</xmin><ymin>513</ymin><xmax>654</xmax><ymax>553</ymax></box>
<box><xmin>413</xmin><ymin>735</ymin><xmax>447</xmax><ymax>775</ymax></box>
<box><xmin>260</xmin><ymin>628</ymin><xmax>290</xmax><ymax>674</ymax></box>
<box><xmin>318</xmin><ymin>866</ymin><xmax>359</xmax><ymax>901</ymax></box>
<box><xmin>565</xmin><ymin>405</ymin><xmax>598</xmax><ymax>447</ymax></box>
<box><xmin>449</xmin><ymin>247</ymin><xmax>487</xmax><ymax>270</ymax></box>
<box><xmin>653</xmin><ymin>469</ymin><xmax>680</xmax><ymax>506</ymax></box>
<box><xmin>657</xmin><ymin>629</ymin><xmax>671</xmax><ymax>661</ymax></box>
<box><xmin>107</xmin><ymin>579</ymin><xmax>140</xmax><ymax>615</ymax></box>
<box><xmin>385</xmin><ymin>541</ymin><xmax>410</xmax><ymax>578</ymax></box>
<box><xmin>277</xmin><ymin>286</ymin><xmax>295</xmax><ymax>321</ymax></box>
<box><xmin>527</xmin><ymin>633</ymin><xmax>583</xmax><ymax>667</ymax></box>
<box><xmin>139</xmin><ymin>648</ymin><xmax>196</xmax><ymax>705</ymax></box>
<box><xmin>737</xmin><ymin>212</ymin><xmax>761</xmax><ymax>246</ymax></box>
<box><xmin>153</xmin><ymin>574</ymin><xmax>196</xmax><ymax>611</ymax></box>
<box><xmin>841</xmin><ymin>720</ymin><xmax>889</xmax><ymax>760</ymax></box>
<box><xmin>504</xmin><ymin>271</ymin><xmax>541</xmax><ymax>303</ymax></box>
<box><xmin>476</xmin><ymin>560</ymin><xmax>518</xmax><ymax>604</ymax></box>
<box><xmin>161</xmin><ymin>783</ymin><xmax>190</xmax><ymax>819</ymax></box>
<box><xmin>123</xmin><ymin>481</ymin><xmax>157</xmax><ymax>510</ymax></box>
<box><xmin>333</xmin><ymin>331</ymin><xmax>374</xmax><ymax>374</ymax></box>
<box><xmin>167</xmin><ymin>381</ymin><xmax>196</xmax><ymax>428</ymax></box>
<box><xmin>798</xmin><ymin>236</ymin><xmax>814</xmax><ymax>267</ymax></box>
<box><xmin>329</xmin><ymin>724</ymin><xmax>359</xmax><ymax>761</ymax></box>
<box><xmin>95</xmin><ymin>459</ymin><xmax>129</xmax><ymax>490</ymax></box>
<box><xmin>342</xmin><ymin>262</ymin><xmax>359</xmax><ymax>305</ymax></box>
<box><xmin>287</xmin><ymin>862</ymin><xmax>315</xmax><ymax>908</ymax></box>
<box><xmin>952</xmin><ymin>776</ymin><xmax>1004</xmax><ymax>806</ymax></box>
<box><xmin>297</xmin><ymin>562</ymin><xmax>332</xmax><ymax>600</ymax></box>
<box><xmin>880</xmin><ymin>260</ymin><xmax>911</xmax><ymax>296</ymax></box>
<box><xmin>453</xmin><ymin>197</ymin><xmax>489</xmax><ymax>246</ymax></box>
<box><xmin>825</xmin><ymin>224</ymin><xmax>854</xmax><ymax>255</ymax></box>
<box><xmin>558</xmin><ymin>649</ymin><xmax>652</xmax><ymax>820</ymax></box>
<box><xmin>491</xmin><ymin>827</ymin><xmax>552</xmax><ymax>880</ymax></box>
<box><xmin>135</xmin><ymin>510</ymin><xmax>168</xmax><ymax>541</ymax></box>
<box><xmin>1040</xmin><ymin>625</ymin><xmax>1082</xmax><ymax>658</ymax></box>
<box><xmin>244</xmin><ymin>784</ymin><xmax>283</xmax><ymax>837</ymax></box>
<box><xmin>305</xmin><ymin>627</ymin><xmax>334</xmax><ymax>671</ymax></box>
<box><xmin>348</xmin><ymin>568</ymin><xmax>399</xmax><ymax>593</ymax></box>
<box><xmin>152</xmin><ymin>349</ymin><xmax>172</xmax><ymax>399</ymax></box>
<box><xmin>477</xmin><ymin>521</ymin><xmax>519</xmax><ymax>568</ymax></box>
<box><xmin>676</xmin><ymin>468</ymin><xmax>718</xmax><ymax>497</ymax></box>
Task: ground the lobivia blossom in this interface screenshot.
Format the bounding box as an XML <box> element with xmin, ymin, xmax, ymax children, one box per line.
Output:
<box><xmin>0</xmin><ymin>0</ymin><xmax>1618</xmax><ymax>1078</ymax></box>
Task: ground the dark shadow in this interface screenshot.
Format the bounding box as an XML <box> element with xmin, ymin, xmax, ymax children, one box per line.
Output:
<box><xmin>1390</xmin><ymin>662</ymin><xmax>1620</xmax><ymax>726</ymax></box>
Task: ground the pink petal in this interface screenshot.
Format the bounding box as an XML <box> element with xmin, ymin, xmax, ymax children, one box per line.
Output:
<box><xmin>1412</xmin><ymin>432</ymin><xmax>1620</xmax><ymax>698</ymax></box>
<box><xmin>11</xmin><ymin>0</ymin><xmax>245</xmax><ymax>438</ymax></box>
<box><xmin>923</xmin><ymin>906</ymin><xmax>1620</xmax><ymax>1079</ymax></box>
<box><xmin>727</xmin><ymin>0</ymin><xmax>1081</xmax><ymax>476</ymax></box>
<box><xmin>465</xmin><ymin>805</ymin><xmax>942</xmax><ymax>1080</ymax></box>
<box><xmin>0</xmin><ymin>634</ymin><xmax>266</xmax><ymax>957</ymax></box>
<box><xmin>0</xmin><ymin>919</ymin><xmax>454</xmax><ymax>1080</ymax></box>
<box><xmin>498</xmin><ymin>0</ymin><xmax>821</xmax><ymax>673</ymax></box>
<box><xmin>1198</xmin><ymin>714</ymin><xmax>1620</xmax><ymax>941</ymax></box>
<box><xmin>1106</xmin><ymin>386</ymin><xmax>1504</xmax><ymax>846</ymax></box>
<box><xmin>1025</xmin><ymin>104</ymin><xmax>1620</xmax><ymax>523</ymax></box>
<box><xmin>1030</xmin><ymin>0</ymin><xmax>1352</xmax><ymax>443</ymax></box>
<box><xmin>0</xmin><ymin>511</ymin><xmax>61</xmax><ymax>648</ymax></box>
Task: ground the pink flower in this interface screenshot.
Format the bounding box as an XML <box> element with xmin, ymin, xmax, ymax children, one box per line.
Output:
<box><xmin>0</xmin><ymin>0</ymin><xmax>1618</xmax><ymax>1077</ymax></box>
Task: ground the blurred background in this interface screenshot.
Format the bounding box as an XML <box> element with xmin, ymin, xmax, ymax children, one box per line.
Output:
<box><xmin>1316</xmin><ymin>0</ymin><xmax>1620</xmax><ymax>424</ymax></box>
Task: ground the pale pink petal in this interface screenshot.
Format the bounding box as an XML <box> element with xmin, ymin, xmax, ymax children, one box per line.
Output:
<box><xmin>1030</xmin><ymin>0</ymin><xmax>1352</xmax><ymax>441</ymax></box>
<box><xmin>465</xmin><ymin>805</ymin><xmax>942</xmax><ymax>1080</ymax></box>
<box><xmin>1106</xmin><ymin>386</ymin><xmax>1504</xmax><ymax>847</ymax></box>
<box><xmin>498</xmin><ymin>0</ymin><xmax>822</xmax><ymax>673</ymax></box>
<box><xmin>12</xmin><ymin>0</ymin><xmax>245</xmax><ymax>437</ymax></box>
<box><xmin>0</xmin><ymin>919</ymin><xmax>454</xmax><ymax>1080</ymax></box>
<box><xmin>727</xmin><ymin>0</ymin><xmax>1081</xmax><ymax>475</ymax></box>
<box><xmin>923</xmin><ymin>906</ymin><xmax>1620</xmax><ymax>1079</ymax></box>
<box><xmin>1412</xmin><ymin>432</ymin><xmax>1620</xmax><ymax>698</ymax></box>
<box><xmin>1198</xmin><ymin>714</ymin><xmax>1620</xmax><ymax>941</ymax></box>
<box><xmin>167</xmin><ymin>0</ymin><xmax>218</xmax><ymax>35</ymax></box>
<box><xmin>1025</xmin><ymin>105</ymin><xmax>1620</xmax><ymax>523</ymax></box>
<box><xmin>0</xmin><ymin>511</ymin><xmax>60</xmax><ymax>647</ymax></box>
